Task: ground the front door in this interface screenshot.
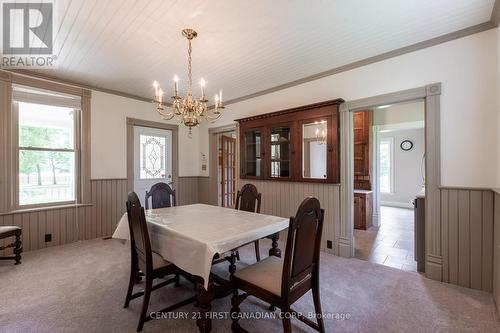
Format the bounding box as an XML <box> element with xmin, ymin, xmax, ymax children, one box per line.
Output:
<box><xmin>133</xmin><ymin>126</ymin><xmax>173</xmax><ymax>206</ymax></box>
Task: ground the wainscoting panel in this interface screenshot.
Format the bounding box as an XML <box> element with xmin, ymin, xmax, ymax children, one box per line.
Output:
<box><xmin>198</xmin><ymin>177</ymin><xmax>210</xmax><ymax>204</ymax></box>
<box><xmin>0</xmin><ymin>179</ymin><xmax>128</xmax><ymax>257</ymax></box>
<box><xmin>241</xmin><ymin>180</ymin><xmax>341</xmax><ymax>254</ymax></box>
<box><xmin>493</xmin><ymin>191</ymin><xmax>500</xmax><ymax>317</ymax></box>
<box><xmin>0</xmin><ymin>177</ymin><xmax>210</xmax><ymax>257</ymax></box>
<box><xmin>177</xmin><ymin>176</ymin><xmax>200</xmax><ymax>205</ymax></box>
<box><xmin>440</xmin><ymin>188</ymin><xmax>494</xmax><ymax>292</ymax></box>
<box><xmin>0</xmin><ymin>205</ymin><xmax>84</xmax><ymax>256</ymax></box>
<box><xmin>88</xmin><ymin>179</ymin><xmax>128</xmax><ymax>241</ymax></box>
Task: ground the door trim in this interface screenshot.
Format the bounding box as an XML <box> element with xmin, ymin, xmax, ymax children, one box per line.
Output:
<box><xmin>126</xmin><ymin>118</ymin><xmax>179</xmax><ymax>195</ymax></box>
<box><xmin>340</xmin><ymin>83</ymin><xmax>442</xmax><ymax>281</ymax></box>
<box><xmin>209</xmin><ymin>124</ymin><xmax>237</xmax><ymax>206</ymax></box>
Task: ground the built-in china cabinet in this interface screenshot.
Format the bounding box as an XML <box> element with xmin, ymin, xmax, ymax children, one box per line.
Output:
<box><xmin>236</xmin><ymin>99</ymin><xmax>344</xmax><ymax>184</ymax></box>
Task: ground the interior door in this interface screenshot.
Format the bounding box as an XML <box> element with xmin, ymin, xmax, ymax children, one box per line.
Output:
<box><xmin>133</xmin><ymin>126</ymin><xmax>173</xmax><ymax>206</ymax></box>
<box><xmin>220</xmin><ymin>135</ymin><xmax>236</xmax><ymax>207</ymax></box>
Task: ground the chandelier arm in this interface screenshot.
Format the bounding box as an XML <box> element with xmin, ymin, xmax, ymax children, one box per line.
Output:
<box><xmin>157</xmin><ymin>110</ymin><xmax>175</xmax><ymax>120</ymax></box>
<box><xmin>206</xmin><ymin>113</ymin><xmax>222</xmax><ymax>122</ymax></box>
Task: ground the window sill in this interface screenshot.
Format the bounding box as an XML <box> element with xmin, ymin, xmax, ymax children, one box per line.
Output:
<box><xmin>0</xmin><ymin>203</ymin><xmax>93</xmax><ymax>216</ymax></box>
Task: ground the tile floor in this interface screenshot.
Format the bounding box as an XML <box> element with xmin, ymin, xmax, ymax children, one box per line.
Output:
<box><xmin>354</xmin><ymin>206</ymin><xmax>417</xmax><ymax>272</ymax></box>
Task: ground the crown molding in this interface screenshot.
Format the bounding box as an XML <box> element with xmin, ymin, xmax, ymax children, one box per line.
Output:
<box><xmin>223</xmin><ymin>20</ymin><xmax>495</xmax><ymax>107</ymax></box>
<box><xmin>1</xmin><ymin>69</ymin><xmax>155</xmax><ymax>104</ymax></box>
<box><xmin>234</xmin><ymin>98</ymin><xmax>344</xmax><ymax>123</ymax></box>
<box><xmin>2</xmin><ymin>3</ymin><xmax>499</xmax><ymax>107</ymax></box>
<box><xmin>491</xmin><ymin>0</ymin><xmax>500</xmax><ymax>25</ymax></box>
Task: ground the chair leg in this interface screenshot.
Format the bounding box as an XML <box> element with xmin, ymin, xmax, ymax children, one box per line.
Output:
<box><xmin>230</xmin><ymin>289</ymin><xmax>242</xmax><ymax>332</ymax></box>
<box><xmin>137</xmin><ymin>276</ymin><xmax>153</xmax><ymax>332</ymax></box>
<box><xmin>174</xmin><ymin>272</ymin><xmax>181</xmax><ymax>287</ymax></box>
<box><xmin>312</xmin><ymin>286</ymin><xmax>325</xmax><ymax>333</ymax></box>
<box><xmin>254</xmin><ymin>240</ymin><xmax>260</xmax><ymax>262</ymax></box>
<box><xmin>282</xmin><ymin>307</ymin><xmax>292</xmax><ymax>333</ymax></box>
<box><xmin>124</xmin><ymin>264</ymin><xmax>136</xmax><ymax>308</ymax></box>
<box><xmin>14</xmin><ymin>231</ymin><xmax>22</xmax><ymax>265</ymax></box>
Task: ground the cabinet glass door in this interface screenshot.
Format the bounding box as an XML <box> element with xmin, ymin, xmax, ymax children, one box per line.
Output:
<box><xmin>243</xmin><ymin>129</ymin><xmax>261</xmax><ymax>177</ymax></box>
<box><xmin>302</xmin><ymin>120</ymin><xmax>327</xmax><ymax>179</ymax></box>
<box><xmin>270</xmin><ymin>126</ymin><xmax>291</xmax><ymax>178</ymax></box>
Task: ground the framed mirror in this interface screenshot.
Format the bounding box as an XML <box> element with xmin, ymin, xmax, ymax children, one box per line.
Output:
<box><xmin>302</xmin><ymin>121</ymin><xmax>327</xmax><ymax>179</ymax></box>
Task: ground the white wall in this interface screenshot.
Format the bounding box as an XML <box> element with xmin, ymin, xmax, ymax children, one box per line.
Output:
<box><xmin>373</xmin><ymin>101</ymin><xmax>424</xmax><ymax>125</ymax></box>
<box><xmin>91</xmin><ymin>91</ymin><xmax>201</xmax><ymax>179</ymax></box>
<box><xmin>203</xmin><ymin>29</ymin><xmax>499</xmax><ymax>188</ymax></box>
<box><xmin>380</xmin><ymin>127</ymin><xmax>425</xmax><ymax>207</ymax></box>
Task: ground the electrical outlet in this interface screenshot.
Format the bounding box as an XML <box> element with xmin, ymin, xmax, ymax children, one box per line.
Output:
<box><xmin>45</xmin><ymin>233</ymin><xmax>52</xmax><ymax>242</ymax></box>
<box><xmin>327</xmin><ymin>240</ymin><xmax>332</xmax><ymax>249</ymax></box>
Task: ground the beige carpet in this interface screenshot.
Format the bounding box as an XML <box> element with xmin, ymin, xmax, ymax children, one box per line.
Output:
<box><xmin>0</xmin><ymin>238</ymin><xmax>499</xmax><ymax>333</ymax></box>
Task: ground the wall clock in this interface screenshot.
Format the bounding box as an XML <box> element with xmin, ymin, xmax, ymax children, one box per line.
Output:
<box><xmin>400</xmin><ymin>140</ymin><xmax>413</xmax><ymax>151</ymax></box>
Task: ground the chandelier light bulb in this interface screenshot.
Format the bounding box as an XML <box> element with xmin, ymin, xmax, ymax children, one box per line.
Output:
<box><xmin>158</xmin><ymin>88</ymin><xmax>163</xmax><ymax>103</ymax></box>
<box><xmin>200</xmin><ymin>78</ymin><xmax>206</xmax><ymax>100</ymax></box>
<box><xmin>153</xmin><ymin>80</ymin><xmax>159</xmax><ymax>96</ymax></box>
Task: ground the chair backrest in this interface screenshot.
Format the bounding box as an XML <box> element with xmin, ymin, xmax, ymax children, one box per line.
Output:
<box><xmin>126</xmin><ymin>192</ymin><xmax>153</xmax><ymax>273</ymax></box>
<box><xmin>145</xmin><ymin>182</ymin><xmax>176</xmax><ymax>210</ymax></box>
<box><xmin>281</xmin><ymin>197</ymin><xmax>324</xmax><ymax>301</ymax></box>
<box><xmin>235</xmin><ymin>184</ymin><xmax>261</xmax><ymax>213</ymax></box>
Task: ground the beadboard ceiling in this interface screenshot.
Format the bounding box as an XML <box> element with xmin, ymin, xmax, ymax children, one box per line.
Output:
<box><xmin>18</xmin><ymin>0</ymin><xmax>497</xmax><ymax>103</ymax></box>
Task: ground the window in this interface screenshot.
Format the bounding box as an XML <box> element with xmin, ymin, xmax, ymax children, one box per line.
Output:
<box><xmin>379</xmin><ymin>138</ymin><xmax>394</xmax><ymax>193</ymax></box>
<box><xmin>14</xmin><ymin>86</ymin><xmax>81</xmax><ymax>207</ymax></box>
<box><xmin>139</xmin><ymin>134</ymin><xmax>166</xmax><ymax>179</ymax></box>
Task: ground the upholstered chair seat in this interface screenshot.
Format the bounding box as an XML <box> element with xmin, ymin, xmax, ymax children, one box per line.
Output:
<box><xmin>0</xmin><ymin>226</ymin><xmax>21</xmax><ymax>233</ymax></box>
<box><xmin>234</xmin><ymin>256</ymin><xmax>283</xmax><ymax>296</ymax></box>
<box><xmin>0</xmin><ymin>225</ymin><xmax>22</xmax><ymax>265</ymax></box>
<box><xmin>231</xmin><ymin>197</ymin><xmax>326</xmax><ymax>333</ymax></box>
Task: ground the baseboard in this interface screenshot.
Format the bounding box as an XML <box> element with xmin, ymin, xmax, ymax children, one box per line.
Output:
<box><xmin>380</xmin><ymin>200</ymin><xmax>413</xmax><ymax>209</ymax></box>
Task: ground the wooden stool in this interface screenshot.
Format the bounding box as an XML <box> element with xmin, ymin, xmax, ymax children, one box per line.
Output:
<box><xmin>0</xmin><ymin>226</ymin><xmax>22</xmax><ymax>265</ymax></box>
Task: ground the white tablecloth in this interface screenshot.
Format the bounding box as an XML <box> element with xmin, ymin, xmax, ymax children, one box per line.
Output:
<box><xmin>112</xmin><ymin>204</ymin><xmax>289</xmax><ymax>289</ymax></box>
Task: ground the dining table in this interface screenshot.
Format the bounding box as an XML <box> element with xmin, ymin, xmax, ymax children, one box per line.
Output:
<box><xmin>112</xmin><ymin>203</ymin><xmax>289</xmax><ymax>332</ymax></box>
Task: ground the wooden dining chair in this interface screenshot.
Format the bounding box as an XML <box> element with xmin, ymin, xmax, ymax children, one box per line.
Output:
<box><xmin>235</xmin><ymin>184</ymin><xmax>263</xmax><ymax>261</ymax></box>
<box><xmin>124</xmin><ymin>192</ymin><xmax>195</xmax><ymax>332</ymax></box>
<box><xmin>231</xmin><ymin>197</ymin><xmax>326</xmax><ymax>333</ymax></box>
<box><xmin>0</xmin><ymin>226</ymin><xmax>22</xmax><ymax>265</ymax></box>
<box><xmin>145</xmin><ymin>182</ymin><xmax>176</xmax><ymax>209</ymax></box>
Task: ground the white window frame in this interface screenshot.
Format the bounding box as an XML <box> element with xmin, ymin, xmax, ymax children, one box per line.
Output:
<box><xmin>12</xmin><ymin>86</ymin><xmax>82</xmax><ymax>209</ymax></box>
<box><xmin>379</xmin><ymin>137</ymin><xmax>394</xmax><ymax>194</ymax></box>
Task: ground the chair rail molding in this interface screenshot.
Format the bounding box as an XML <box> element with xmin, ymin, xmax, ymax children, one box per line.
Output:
<box><xmin>339</xmin><ymin>83</ymin><xmax>443</xmax><ymax>282</ymax></box>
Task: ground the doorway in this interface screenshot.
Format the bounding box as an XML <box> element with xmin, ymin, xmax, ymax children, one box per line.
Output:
<box><xmin>133</xmin><ymin>126</ymin><xmax>173</xmax><ymax>205</ymax></box>
<box><xmin>209</xmin><ymin>125</ymin><xmax>238</xmax><ymax>207</ymax></box>
<box><xmin>126</xmin><ymin>118</ymin><xmax>179</xmax><ymax>205</ymax></box>
<box><xmin>352</xmin><ymin>100</ymin><xmax>425</xmax><ymax>272</ymax></box>
<box><xmin>218</xmin><ymin>133</ymin><xmax>237</xmax><ymax>207</ymax></box>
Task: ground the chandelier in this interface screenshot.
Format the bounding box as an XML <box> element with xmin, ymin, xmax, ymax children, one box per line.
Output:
<box><xmin>315</xmin><ymin>120</ymin><xmax>327</xmax><ymax>145</ymax></box>
<box><xmin>152</xmin><ymin>29</ymin><xmax>224</xmax><ymax>135</ymax></box>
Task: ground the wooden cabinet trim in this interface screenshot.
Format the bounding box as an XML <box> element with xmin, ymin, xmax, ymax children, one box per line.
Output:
<box><xmin>237</xmin><ymin>99</ymin><xmax>343</xmax><ymax>184</ymax></box>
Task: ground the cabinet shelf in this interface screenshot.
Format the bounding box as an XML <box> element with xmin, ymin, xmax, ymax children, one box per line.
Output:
<box><xmin>237</xmin><ymin>98</ymin><xmax>344</xmax><ymax>183</ymax></box>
